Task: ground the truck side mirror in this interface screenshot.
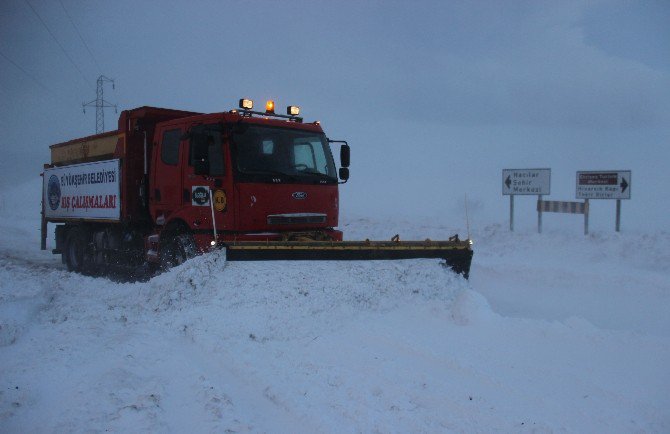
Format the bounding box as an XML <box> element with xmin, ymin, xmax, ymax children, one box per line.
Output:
<box><xmin>340</xmin><ymin>144</ymin><xmax>350</xmax><ymax>168</ymax></box>
<box><xmin>339</xmin><ymin>167</ymin><xmax>349</xmax><ymax>181</ymax></box>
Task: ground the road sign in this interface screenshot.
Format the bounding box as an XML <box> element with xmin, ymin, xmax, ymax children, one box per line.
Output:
<box><xmin>576</xmin><ymin>171</ymin><xmax>631</xmax><ymax>200</ymax></box>
<box><xmin>502</xmin><ymin>169</ymin><xmax>551</xmax><ymax>195</ymax></box>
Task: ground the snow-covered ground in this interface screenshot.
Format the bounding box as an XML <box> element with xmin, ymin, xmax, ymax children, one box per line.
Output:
<box><xmin>1</xmin><ymin>180</ymin><xmax>668</xmax><ymax>433</ymax></box>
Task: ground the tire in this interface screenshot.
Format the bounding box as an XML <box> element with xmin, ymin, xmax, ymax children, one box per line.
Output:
<box><xmin>65</xmin><ymin>227</ymin><xmax>91</xmax><ymax>273</ymax></box>
<box><xmin>160</xmin><ymin>232</ymin><xmax>197</xmax><ymax>270</ymax></box>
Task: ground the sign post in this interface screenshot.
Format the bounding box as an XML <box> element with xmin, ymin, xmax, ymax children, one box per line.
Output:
<box><xmin>502</xmin><ymin>168</ymin><xmax>551</xmax><ymax>232</ymax></box>
<box><xmin>576</xmin><ymin>171</ymin><xmax>631</xmax><ymax>232</ymax></box>
<box><xmin>538</xmin><ymin>195</ymin><xmax>542</xmax><ymax>233</ymax></box>
<box><xmin>510</xmin><ymin>195</ymin><xmax>514</xmax><ymax>231</ymax></box>
<box><xmin>584</xmin><ymin>199</ymin><xmax>589</xmax><ymax>235</ymax></box>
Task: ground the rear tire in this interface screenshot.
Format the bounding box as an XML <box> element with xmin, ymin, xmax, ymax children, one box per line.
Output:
<box><xmin>65</xmin><ymin>227</ymin><xmax>91</xmax><ymax>273</ymax></box>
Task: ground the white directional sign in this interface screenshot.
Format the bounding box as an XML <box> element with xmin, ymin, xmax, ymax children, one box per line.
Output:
<box><xmin>576</xmin><ymin>171</ymin><xmax>631</xmax><ymax>200</ymax></box>
<box><xmin>502</xmin><ymin>168</ymin><xmax>551</xmax><ymax>195</ymax></box>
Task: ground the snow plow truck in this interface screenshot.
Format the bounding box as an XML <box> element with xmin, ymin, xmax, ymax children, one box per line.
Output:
<box><xmin>41</xmin><ymin>99</ymin><xmax>473</xmax><ymax>277</ymax></box>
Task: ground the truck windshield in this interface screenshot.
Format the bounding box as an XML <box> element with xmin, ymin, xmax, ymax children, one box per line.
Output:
<box><xmin>233</xmin><ymin>125</ymin><xmax>337</xmax><ymax>182</ymax></box>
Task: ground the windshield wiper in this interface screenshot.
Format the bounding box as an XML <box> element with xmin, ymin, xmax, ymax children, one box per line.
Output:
<box><xmin>243</xmin><ymin>169</ymin><xmax>297</xmax><ymax>181</ymax></box>
<box><xmin>300</xmin><ymin>170</ymin><xmax>337</xmax><ymax>181</ymax></box>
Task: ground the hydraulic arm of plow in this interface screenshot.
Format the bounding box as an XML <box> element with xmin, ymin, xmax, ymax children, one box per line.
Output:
<box><xmin>223</xmin><ymin>236</ymin><xmax>473</xmax><ymax>279</ymax></box>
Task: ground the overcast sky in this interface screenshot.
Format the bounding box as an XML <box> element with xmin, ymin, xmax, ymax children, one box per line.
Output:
<box><xmin>1</xmin><ymin>0</ymin><xmax>668</xmax><ymax>232</ymax></box>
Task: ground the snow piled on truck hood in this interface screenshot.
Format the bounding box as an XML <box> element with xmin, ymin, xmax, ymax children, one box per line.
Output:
<box><xmin>1</xmin><ymin>178</ymin><xmax>669</xmax><ymax>433</ymax></box>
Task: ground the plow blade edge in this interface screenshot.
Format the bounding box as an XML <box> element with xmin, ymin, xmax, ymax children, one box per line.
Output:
<box><xmin>223</xmin><ymin>240</ymin><xmax>474</xmax><ymax>278</ymax></box>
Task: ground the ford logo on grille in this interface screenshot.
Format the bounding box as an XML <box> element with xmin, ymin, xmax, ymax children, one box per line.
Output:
<box><xmin>292</xmin><ymin>191</ymin><xmax>307</xmax><ymax>200</ymax></box>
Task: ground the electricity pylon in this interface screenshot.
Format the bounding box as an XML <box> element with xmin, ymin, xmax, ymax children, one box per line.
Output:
<box><xmin>83</xmin><ymin>75</ymin><xmax>117</xmax><ymax>134</ymax></box>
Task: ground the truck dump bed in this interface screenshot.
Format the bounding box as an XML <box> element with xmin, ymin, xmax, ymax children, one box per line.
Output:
<box><xmin>50</xmin><ymin>131</ymin><xmax>122</xmax><ymax>166</ymax></box>
<box><xmin>43</xmin><ymin>106</ymin><xmax>200</xmax><ymax>225</ymax></box>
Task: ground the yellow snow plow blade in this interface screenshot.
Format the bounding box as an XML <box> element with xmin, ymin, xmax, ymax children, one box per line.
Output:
<box><xmin>224</xmin><ymin>238</ymin><xmax>473</xmax><ymax>278</ymax></box>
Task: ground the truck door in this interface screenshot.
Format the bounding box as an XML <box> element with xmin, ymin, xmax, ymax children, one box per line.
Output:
<box><xmin>182</xmin><ymin>123</ymin><xmax>232</xmax><ymax>233</ymax></box>
<box><xmin>151</xmin><ymin>126</ymin><xmax>184</xmax><ymax>221</ymax></box>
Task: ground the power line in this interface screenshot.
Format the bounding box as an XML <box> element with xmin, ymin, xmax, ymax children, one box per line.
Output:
<box><xmin>0</xmin><ymin>49</ymin><xmax>83</xmax><ymax>108</ymax></box>
<box><xmin>23</xmin><ymin>0</ymin><xmax>90</xmax><ymax>87</ymax></box>
<box><xmin>57</xmin><ymin>0</ymin><xmax>101</xmax><ymax>75</ymax></box>
<box><xmin>0</xmin><ymin>49</ymin><xmax>52</xmax><ymax>95</ymax></box>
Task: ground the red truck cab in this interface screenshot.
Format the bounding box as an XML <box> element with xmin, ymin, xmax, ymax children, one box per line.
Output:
<box><xmin>146</xmin><ymin>101</ymin><xmax>349</xmax><ymax>266</ymax></box>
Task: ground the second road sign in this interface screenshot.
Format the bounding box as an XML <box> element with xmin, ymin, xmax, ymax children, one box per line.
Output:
<box><xmin>576</xmin><ymin>171</ymin><xmax>631</xmax><ymax>200</ymax></box>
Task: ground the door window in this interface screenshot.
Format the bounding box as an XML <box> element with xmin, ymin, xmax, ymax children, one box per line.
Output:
<box><xmin>161</xmin><ymin>129</ymin><xmax>181</xmax><ymax>165</ymax></box>
<box><xmin>189</xmin><ymin>124</ymin><xmax>225</xmax><ymax>176</ymax></box>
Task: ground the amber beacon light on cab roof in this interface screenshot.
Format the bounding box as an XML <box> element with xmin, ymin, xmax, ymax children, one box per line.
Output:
<box><xmin>41</xmin><ymin>99</ymin><xmax>473</xmax><ymax>278</ymax></box>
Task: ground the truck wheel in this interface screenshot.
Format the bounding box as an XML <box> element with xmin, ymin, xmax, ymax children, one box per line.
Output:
<box><xmin>65</xmin><ymin>228</ymin><xmax>91</xmax><ymax>273</ymax></box>
<box><xmin>161</xmin><ymin>233</ymin><xmax>197</xmax><ymax>270</ymax></box>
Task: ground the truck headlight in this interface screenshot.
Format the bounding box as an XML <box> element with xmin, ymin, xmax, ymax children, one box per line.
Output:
<box><xmin>239</xmin><ymin>98</ymin><xmax>253</xmax><ymax>110</ymax></box>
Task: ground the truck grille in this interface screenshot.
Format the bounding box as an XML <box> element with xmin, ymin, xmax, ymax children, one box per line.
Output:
<box><xmin>267</xmin><ymin>213</ymin><xmax>327</xmax><ymax>225</ymax></box>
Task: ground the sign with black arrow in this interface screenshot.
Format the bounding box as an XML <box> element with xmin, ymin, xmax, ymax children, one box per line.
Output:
<box><xmin>576</xmin><ymin>171</ymin><xmax>631</xmax><ymax>200</ymax></box>
<box><xmin>502</xmin><ymin>169</ymin><xmax>551</xmax><ymax>195</ymax></box>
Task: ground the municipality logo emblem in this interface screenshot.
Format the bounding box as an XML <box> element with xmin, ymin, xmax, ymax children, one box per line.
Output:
<box><xmin>47</xmin><ymin>175</ymin><xmax>61</xmax><ymax>210</ymax></box>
